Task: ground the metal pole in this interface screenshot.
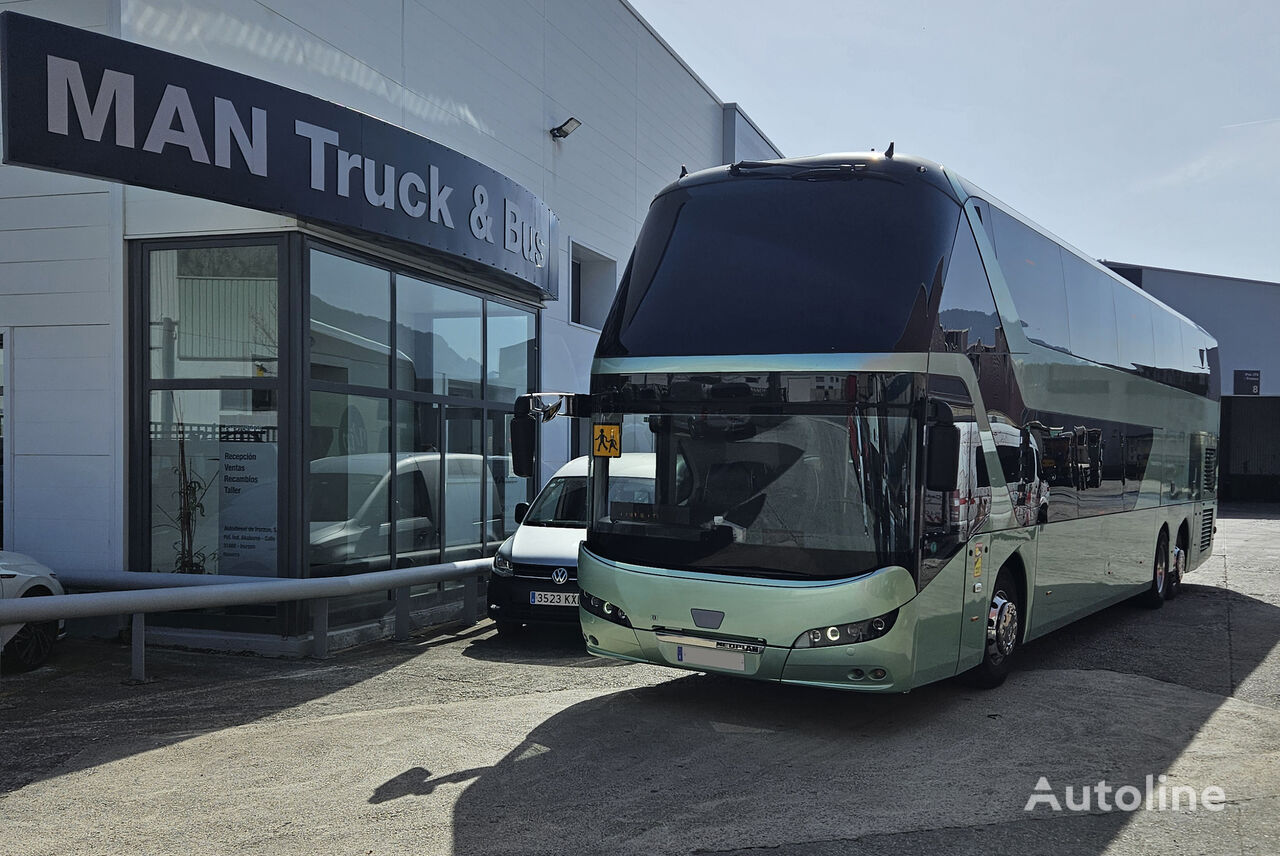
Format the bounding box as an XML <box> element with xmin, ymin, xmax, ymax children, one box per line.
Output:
<box><xmin>131</xmin><ymin>613</ymin><xmax>146</xmax><ymax>682</ymax></box>
<box><xmin>394</xmin><ymin>586</ymin><xmax>410</xmax><ymax>641</ymax></box>
<box><xmin>311</xmin><ymin>598</ymin><xmax>328</xmax><ymax>659</ymax></box>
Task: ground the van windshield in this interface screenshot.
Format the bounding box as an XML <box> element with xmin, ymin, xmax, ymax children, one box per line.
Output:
<box><xmin>523</xmin><ymin>477</ymin><xmax>588</xmax><ymax>527</ymax></box>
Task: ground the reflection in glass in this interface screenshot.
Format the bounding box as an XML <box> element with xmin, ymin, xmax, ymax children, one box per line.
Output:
<box><xmin>487</xmin><ymin>411</ymin><xmax>529</xmax><ymax>546</ymax></box>
<box><xmin>486</xmin><ymin>303</ymin><xmax>535</xmax><ymax>402</ymax></box>
<box><xmin>588</xmin><ymin>372</ymin><xmax>921</xmax><ymax>580</ymax></box>
<box><xmin>309</xmin><ymin>250</ymin><xmax>391</xmax><ymax>387</ymax></box>
<box><xmin>396</xmin><ymin>276</ymin><xmax>482</xmax><ymax>397</ymax></box>
<box><xmin>149</xmin><ymin>245</ymin><xmax>279</xmax><ymax>380</ymax></box>
<box><xmin>445</xmin><ymin>407</ymin><xmax>486</xmax><ymax>560</ymax></box>
<box><xmin>1114</xmin><ymin>286</ymin><xmax>1156</xmax><ymax>373</ymax></box>
<box><xmin>149</xmin><ymin>389</ymin><xmax>279</xmax><ymax>576</ymax></box>
<box><xmin>395</xmin><ymin>401</ymin><xmax>442</xmax><ymax>568</ymax></box>
<box><xmin>308</xmin><ymin>391</ymin><xmax>392</xmax><ymax>575</ymax></box>
<box><xmin>990</xmin><ymin>207</ymin><xmax>1071</xmax><ymax>352</ymax></box>
<box><xmin>935</xmin><ymin>218</ymin><xmax>1003</xmax><ymax>355</ymax></box>
<box><xmin>1062</xmin><ymin>253</ymin><xmax>1120</xmax><ymax>367</ymax></box>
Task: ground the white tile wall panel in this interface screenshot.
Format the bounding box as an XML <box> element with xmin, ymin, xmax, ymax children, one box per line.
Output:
<box><xmin>8</xmin><ymin>323</ymin><xmax>109</xmax><ymax>358</ymax></box>
<box><xmin>414</xmin><ymin>0</ymin><xmax>546</xmax><ymax>85</ymax></box>
<box><xmin>263</xmin><ymin>0</ymin><xmax>404</xmax><ymax>83</ymax></box>
<box><xmin>11</xmin><ymin>515</ymin><xmax>112</xmax><ymax>556</ymax></box>
<box><xmin>13</xmin><ymin>452</ymin><xmax>113</xmax><ymax>489</ymax></box>
<box><xmin>0</xmin><ymin>192</ymin><xmax>111</xmax><ymax>230</ymax></box>
<box><xmin>0</xmin><ymin>225</ymin><xmax>112</xmax><ymax>264</ymax></box>
<box><xmin>1</xmin><ymin>0</ymin><xmax>111</xmax><ymax>29</ymax></box>
<box><xmin>0</xmin><ymin>259</ymin><xmax>111</xmax><ymax>295</ymax></box>
<box><xmin>16</xmin><ymin>484</ymin><xmax>113</xmax><ymax>523</ymax></box>
<box><xmin>124</xmin><ymin>187</ymin><xmax>295</xmax><ymax>238</ymax></box>
<box><xmin>13</xmin><ymin>388</ymin><xmax>113</xmax><ymax>423</ymax></box>
<box><xmin>10</xmin><ymin>546</ymin><xmax>114</xmax><ymax>572</ymax></box>
<box><xmin>0</xmin><ymin>290</ymin><xmax>116</xmax><ymax>324</ymax></box>
<box><xmin>11</xmin><ymin>351</ymin><xmax>112</xmax><ymax>392</ymax></box>
<box><xmin>0</xmin><ymin>165</ymin><xmax>111</xmax><ymax>198</ymax></box>
<box><xmin>13</xmin><ymin>416</ymin><xmax>113</xmax><ymax>456</ymax></box>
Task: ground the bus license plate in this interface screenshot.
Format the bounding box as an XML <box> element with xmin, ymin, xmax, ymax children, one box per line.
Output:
<box><xmin>677</xmin><ymin>644</ymin><xmax>746</xmax><ymax>672</ymax></box>
<box><xmin>530</xmin><ymin>591</ymin><xmax>579</xmax><ymax>607</ymax></box>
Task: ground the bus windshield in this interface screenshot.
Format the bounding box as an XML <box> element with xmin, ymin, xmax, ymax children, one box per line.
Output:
<box><xmin>596</xmin><ymin>172</ymin><xmax>961</xmax><ymax>358</ymax></box>
<box><xmin>586</xmin><ymin>372</ymin><xmax>922</xmax><ymax>580</ymax></box>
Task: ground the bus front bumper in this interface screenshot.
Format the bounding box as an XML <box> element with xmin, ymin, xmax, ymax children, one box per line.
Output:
<box><xmin>578</xmin><ymin>548</ymin><xmax>919</xmax><ymax>693</ymax></box>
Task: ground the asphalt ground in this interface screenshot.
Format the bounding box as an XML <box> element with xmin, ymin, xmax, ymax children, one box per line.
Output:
<box><xmin>2</xmin><ymin>504</ymin><xmax>1278</xmax><ymax>856</ymax></box>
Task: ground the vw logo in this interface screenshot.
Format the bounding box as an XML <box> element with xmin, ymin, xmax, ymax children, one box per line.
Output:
<box><xmin>551</xmin><ymin>568</ymin><xmax>570</xmax><ymax>585</ymax></box>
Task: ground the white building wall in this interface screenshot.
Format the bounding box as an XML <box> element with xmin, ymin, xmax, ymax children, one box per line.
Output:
<box><xmin>0</xmin><ymin>0</ymin><xmax>780</xmax><ymax>565</ymax></box>
<box><xmin>119</xmin><ymin>0</ymin><xmax>760</xmax><ymax>482</ymax></box>
<box><xmin>0</xmin><ymin>0</ymin><xmax>127</xmax><ymax>572</ymax></box>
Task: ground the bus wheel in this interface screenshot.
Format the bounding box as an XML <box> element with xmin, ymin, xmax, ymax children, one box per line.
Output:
<box><xmin>965</xmin><ymin>568</ymin><xmax>1021</xmax><ymax>689</ymax></box>
<box><xmin>1167</xmin><ymin>531</ymin><xmax>1187</xmax><ymax>601</ymax></box>
<box><xmin>1141</xmin><ymin>532</ymin><xmax>1169</xmax><ymax>609</ymax></box>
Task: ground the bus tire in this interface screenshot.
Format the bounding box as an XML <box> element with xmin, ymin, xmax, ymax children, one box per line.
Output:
<box><xmin>1141</xmin><ymin>531</ymin><xmax>1169</xmax><ymax>609</ymax></box>
<box><xmin>1167</xmin><ymin>527</ymin><xmax>1188</xmax><ymax>601</ymax></box>
<box><xmin>964</xmin><ymin>568</ymin><xmax>1021</xmax><ymax>689</ymax></box>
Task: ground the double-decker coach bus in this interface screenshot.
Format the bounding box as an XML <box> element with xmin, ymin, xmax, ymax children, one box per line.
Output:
<box><xmin>511</xmin><ymin>150</ymin><xmax>1219</xmax><ymax>692</ymax></box>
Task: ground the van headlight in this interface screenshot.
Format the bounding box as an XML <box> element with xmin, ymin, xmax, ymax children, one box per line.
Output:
<box><xmin>792</xmin><ymin>609</ymin><xmax>898</xmax><ymax>648</ymax></box>
<box><xmin>492</xmin><ymin>541</ymin><xmax>515</xmax><ymax>577</ymax></box>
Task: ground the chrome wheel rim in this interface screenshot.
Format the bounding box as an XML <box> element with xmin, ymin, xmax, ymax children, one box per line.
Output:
<box><xmin>987</xmin><ymin>591</ymin><xmax>1018</xmax><ymax>661</ymax></box>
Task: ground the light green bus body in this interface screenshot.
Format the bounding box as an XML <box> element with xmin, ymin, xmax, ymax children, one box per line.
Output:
<box><xmin>569</xmin><ymin>156</ymin><xmax>1218</xmax><ymax>692</ymax></box>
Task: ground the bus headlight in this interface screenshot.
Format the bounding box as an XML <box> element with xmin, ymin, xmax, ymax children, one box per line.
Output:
<box><xmin>792</xmin><ymin>609</ymin><xmax>898</xmax><ymax>648</ymax></box>
<box><xmin>581</xmin><ymin>591</ymin><xmax>632</xmax><ymax>628</ymax></box>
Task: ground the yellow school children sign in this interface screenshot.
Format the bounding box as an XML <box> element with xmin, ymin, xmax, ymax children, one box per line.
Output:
<box><xmin>593</xmin><ymin>424</ymin><xmax>621</xmax><ymax>457</ymax></box>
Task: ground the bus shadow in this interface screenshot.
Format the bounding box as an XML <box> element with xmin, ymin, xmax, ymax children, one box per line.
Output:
<box><xmin>460</xmin><ymin>622</ymin><xmax>629</xmax><ymax>669</ymax></box>
<box><xmin>448</xmin><ymin>585</ymin><xmax>1280</xmax><ymax>855</ymax></box>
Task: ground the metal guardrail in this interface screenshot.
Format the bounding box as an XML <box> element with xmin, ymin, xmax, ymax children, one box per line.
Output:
<box><xmin>0</xmin><ymin>559</ymin><xmax>492</xmax><ymax>682</ymax></box>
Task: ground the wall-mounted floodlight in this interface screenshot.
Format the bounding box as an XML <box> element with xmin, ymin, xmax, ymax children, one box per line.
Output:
<box><xmin>550</xmin><ymin>117</ymin><xmax>582</xmax><ymax>139</ymax></box>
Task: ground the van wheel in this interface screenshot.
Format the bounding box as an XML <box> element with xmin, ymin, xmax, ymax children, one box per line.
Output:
<box><xmin>964</xmin><ymin>568</ymin><xmax>1021</xmax><ymax>689</ymax></box>
<box><xmin>1140</xmin><ymin>532</ymin><xmax>1168</xmax><ymax>609</ymax></box>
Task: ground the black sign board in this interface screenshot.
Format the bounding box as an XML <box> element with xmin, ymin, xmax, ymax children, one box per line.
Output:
<box><xmin>0</xmin><ymin>12</ymin><xmax>556</xmax><ymax>298</ymax></box>
<box><xmin>1233</xmin><ymin>369</ymin><xmax>1261</xmax><ymax>396</ymax></box>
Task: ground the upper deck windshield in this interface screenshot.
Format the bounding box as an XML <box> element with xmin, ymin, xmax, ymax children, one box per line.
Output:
<box><xmin>597</xmin><ymin>167</ymin><xmax>961</xmax><ymax>358</ymax></box>
<box><xmin>586</xmin><ymin>372</ymin><xmax>923</xmax><ymax>581</ymax></box>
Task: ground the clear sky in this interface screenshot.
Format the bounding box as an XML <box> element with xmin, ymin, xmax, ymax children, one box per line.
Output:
<box><xmin>628</xmin><ymin>0</ymin><xmax>1280</xmax><ymax>284</ymax></box>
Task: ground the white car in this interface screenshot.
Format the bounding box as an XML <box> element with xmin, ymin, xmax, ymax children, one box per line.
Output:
<box><xmin>0</xmin><ymin>551</ymin><xmax>65</xmax><ymax>672</ymax></box>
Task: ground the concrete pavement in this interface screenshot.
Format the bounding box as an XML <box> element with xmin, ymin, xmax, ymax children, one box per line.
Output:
<box><xmin>2</xmin><ymin>504</ymin><xmax>1278</xmax><ymax>855</ymax></box>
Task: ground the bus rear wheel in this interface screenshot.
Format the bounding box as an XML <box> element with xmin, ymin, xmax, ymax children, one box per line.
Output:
<box><xmin>965</xmin><ymin>568</ymin><xmax>1021</xmax><ymax>689</ymax></box>
<box><xmin>1166</xmin><ymin>530</ymin><xmax>1187</xmax><ymax>601</ymax></box>
<box><xmin>1140</xmin><ymin>531</ymin><xmax>1169</xmax><ymax>609</ymax></box>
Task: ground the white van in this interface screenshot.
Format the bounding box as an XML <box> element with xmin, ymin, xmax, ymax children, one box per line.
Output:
<box><xmin>309</xmin><ymin>452</ymin><xmax>511</xmax><ymax>573</ymax></box>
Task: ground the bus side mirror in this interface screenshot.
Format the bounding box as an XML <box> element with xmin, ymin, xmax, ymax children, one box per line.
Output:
<box><xmin>926</xmin><ymin>425</ymin><xmax>961</xmax><ymax>492</ymax></box>
<box><xmin>514</xmin><ymin>501</ymin><xmax>529</xmax><ymax>525</ymax></box>
<box><xmin>511</xmin><ymin>415</ymin><xmax>536</xmax><ymax>478</ymax></box>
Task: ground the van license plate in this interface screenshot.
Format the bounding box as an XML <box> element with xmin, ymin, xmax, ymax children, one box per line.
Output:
<box><xmin>530</xmin><ymin>591</ymin><xmax>579</xmax><ymax>606</ymax></box>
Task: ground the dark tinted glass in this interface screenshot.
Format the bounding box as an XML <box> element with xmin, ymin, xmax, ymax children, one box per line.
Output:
<box><xmin>1062</xmin><ymin>251</ymin><xmax>1120</xmax><ymax>366</ymax></box>
<box><xmin>934</xmin><ymin>217</ymin><xmax>1002</xmax><ymax>354</ymax></box>
<box><xmin>1152</xmin><ymin>305</ymin><xmax>1184</xmax><ymax>372</ymax></box>
<box><xmin>597</xmin><ymin>176</ymin><xmax>960</xmax><ymax>357</ymax></box>
<box><xmin>1114</xmin><ymin>286</ymin><xmax>1156</xmax><ymax>372</ymax></box>
<box><xmin>989</xmin><ymin>208</ymin><xmax>1070</xmax><ymax>352</ymax></box>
